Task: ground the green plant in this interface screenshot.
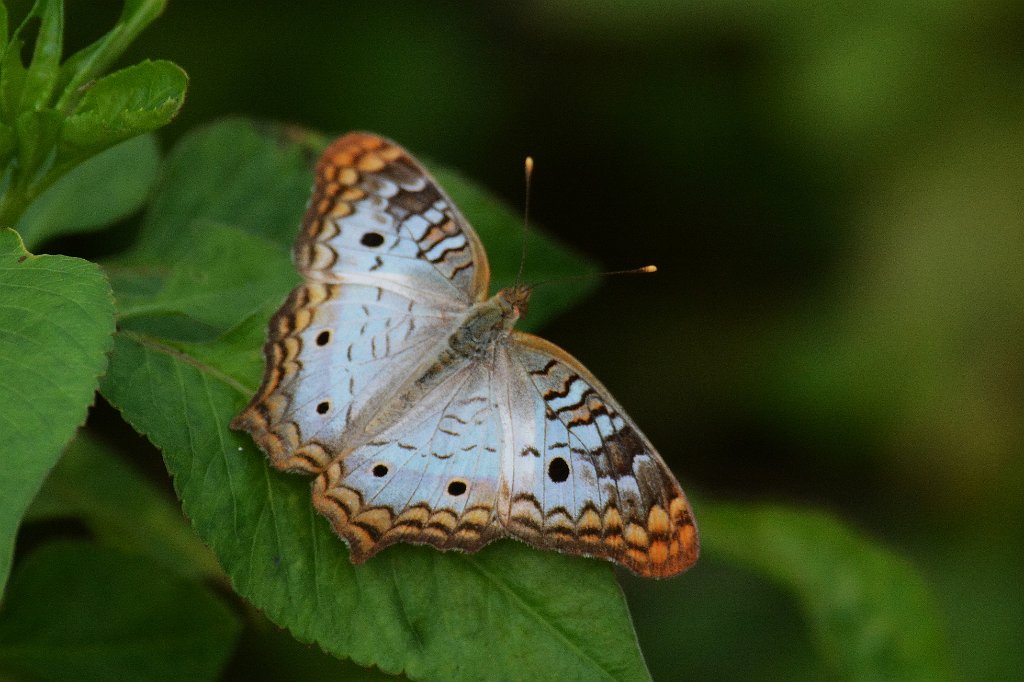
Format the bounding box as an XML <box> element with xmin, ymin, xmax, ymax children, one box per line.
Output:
<box><xmin>0</xmin><ymin>0</ymin><xmax>185</xmax><ymax>229</ymax></box>
<box><xmin>0</xmin><ymin>3</ymin><xmax>956</xmax><ymax>680</ymax></box>
<box><xmin>1</xmin><ymin>0</ymin><xmax>185</xmax><ymax>593</ymax></box>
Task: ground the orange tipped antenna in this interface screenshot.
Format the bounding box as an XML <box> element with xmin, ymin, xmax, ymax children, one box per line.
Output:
<box><xmin>512</xmin><ymin>154</ymin><xmax>656</xmax><ymax>290</ymax></box>
<box><xmin>530</xmin><ymin>264</ymin><xmax>659</xmax><ymax>289</ymax></box>
<box><xmin>515</xmin><ymin>155</ymin><xmax>534</xmax><ymax>287</ymax></box>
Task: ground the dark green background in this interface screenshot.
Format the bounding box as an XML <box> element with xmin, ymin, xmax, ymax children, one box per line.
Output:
<box><xmin>39</xmin><ymin>1</ymin><xmax>1024</xmax><ymax>678</ymax></box>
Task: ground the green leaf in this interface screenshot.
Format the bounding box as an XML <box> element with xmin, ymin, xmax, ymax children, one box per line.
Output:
<box><xmin>105</xmin><ymin>331</ymin><xmax>651</xmax><ymax>681</ymax></box>
<box><xmin>0</xmin><ymin>35</ymin><xmax>25</xmax><ymax>124</ymax></box>
<box><xmin>0</xmin><ymin>0</ymin><xmax>28</xmax><ymax>125</ymax></box>
<box><xmin>232</xmin><ymin>615</ymin><xmax>404</xmax><ymax>681</ymax></box>
<box><xmin>18</xmin><ymin>0</ymin><xmax>63</xmax><ymax>113</ymax></box>
<box><xmin>0</xmin><ymin>0</ymin><xmax>182</xmax><ymax>227</ymax></box>
<box><xmin>111</xmin><ymin>220</ymin><xmax>299</xmax><ymax>338</ymax></box>
<box><xmin>701</xmin><ymin>503</ymin><xmax>954</xmax><ymax>681</ymax></box>
<box><xmin>61</xmin><ymin>59</ymin><xmax>186</xmax><ymax>153</ymax></box>
<box><xmin>13</xmin><ymin>106</ymin><xmax>60</xmax><ymax>181</ymax></box>
<box><xmin>0</xmin><ymin>228</ymin><xmax>114</xmax><ymax>594</ymax></box>
<box><xmin>55</xmin><ymin>0</ymin><xmax>167</xmax><ymax>114</ymax></box>
<box><xmin>0</xmin><ymin>3</ymin><xmax>9</xmax><ymax>65</ymax></box>
<box><xmin>15</xmin><ymin>133</ymin><xmax>159</xmax><ymax>249</ymax></box>
<box><xmin>0</xmin><ymin>0</ymin><xmax>63</xmax><ymax>120</ymax></box>
<box><xmin>100</xmin><ymin>120</ymin><xmax>637</xmax><ymax>681</ymax></box>
<box><xmin>134</xmin><ymin>118</ymin><xmax>320</xmax><ymax>255</ymax></box>
<box><xmin>25</xmin><ymin>431</ymin><xmax>223</xmax><ymax>581</ymax></box>
<box><xmin>0</xmin><ymin>119</ymin><xmax>13</xmax><ymax>162</ymax></box>
<box><xmin>0</xmin><ymin>541</ymin><xmax>240</xmax><ymax>682</ymax></box>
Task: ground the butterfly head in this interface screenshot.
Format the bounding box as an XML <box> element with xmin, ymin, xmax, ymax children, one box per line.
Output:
<box><xmin>496</xmin><ymin>284</ymin><xmax>533</xmax><ymax>324</ymax></box>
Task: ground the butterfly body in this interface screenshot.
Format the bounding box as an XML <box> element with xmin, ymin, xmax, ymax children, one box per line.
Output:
<box><xmin>449</xmin><ymin>285</ymin><xmax>527</xmax><ymax>353</ymax></box>
<box><xmin>233</xmin><ymin>133</ymin><xmax>699</xmax><ymax>577</ymax></box>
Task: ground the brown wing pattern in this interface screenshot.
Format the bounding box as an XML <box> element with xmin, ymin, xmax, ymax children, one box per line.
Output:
<box><xmin>499</xmin><ymin>333</ymin><xmax>699</xmax><ymax>578</ymax></box>
<box><xmin>294</xmin><ymin>132</ymin><xmax>490</xmax><ymax>305</ymax></box>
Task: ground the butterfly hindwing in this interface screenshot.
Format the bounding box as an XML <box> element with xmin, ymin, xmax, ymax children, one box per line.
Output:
<box><xmin>498</xmin><ymin>332</ymin><xmax>699</xmax><ymax>578</ymax></box>
<box><xmin>294</xmin><ymin>132</ymin><xmax>490</xmax><ymax>306</ymax></box>
<box><xmin>312</xmin><ymin>362</ymin><xmax>503</xmax><ymax>561</ymax></box>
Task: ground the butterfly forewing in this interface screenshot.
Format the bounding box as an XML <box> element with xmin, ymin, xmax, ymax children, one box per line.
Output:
<box><xmin>231</xmin><ymin>281</ymin><xmax>460</xmax><ymax>473</ymax></box>
<box><xmin>294</xmin><ymin>132</ymin><xmax>490</xmax><ymax>305</ymax></box>
<box><xmin>232</xmin><ymin>280</ymin><xmax>460</xmax><ymax>473</ymax></box>
<box><xmin>234</xmin><ymin>132</ymin><xmax>489</xmax><ymax>472</ymax></box>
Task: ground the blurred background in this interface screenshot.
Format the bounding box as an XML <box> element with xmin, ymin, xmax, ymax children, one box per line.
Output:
<box><xmin>49</xmin><ymin>0</ymin><xmax>1024</xmax><ymax>678</ymax></box>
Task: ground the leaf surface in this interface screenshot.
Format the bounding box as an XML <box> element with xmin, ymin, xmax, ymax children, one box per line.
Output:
<box><xmin>25</xmin><ymin>431</ymin><xmax>223</xmax><ymax>581</ymax></box>
<box><xmin>62</xmin><ymin>59</ymin><xmax>186</xmax><ymax>152</ymax></box>
<box><xmin>0</xmin><ymin>228</ymin><xmax>114</xmax><ymax>593</ymax></box>
<box><xmin>0</xmin><ymin>541</ymin><xmax>239</xmax><ymax>682</ymax></box>
<box><xmin>55</xmin><ymin>0</ymin><xmax>168</xmax><ymax>113</ymax></box>
<box><xmin>99</xmin><ymin>119</ymin><xmax>645</xmax><ymax>681</ymax></box>
<box><xmin>701</xmin><ymin>503</ymin><xmax>954</xmax><ymax>681</ymax></box>
<box><xmin>15</xmin><ymin>134</ymin><xmax>160</xmax><ymax>249</ymax></box>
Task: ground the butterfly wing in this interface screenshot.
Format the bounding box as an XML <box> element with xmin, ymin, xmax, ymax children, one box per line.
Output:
<box><xmin>312</xmin><ymin>360</ymin><xmax>504</xmax><ymax>561</ymax></box>
<box><xmin>294</xmin><ymin>132</ymin><xmax>490</xmax><ymax>306</ymax></box>
<box><xmin>232</xmin><ymin>282</ymin><xmax>463</xmax><ymax>473</ymax></box>
<box><xmin>232</xmin><ymin>133</ymin><xmax>490</xmax><ymax>472</ymax></box>
<box><xmin>496</xmin><ymin>332</ymin><xmax>699</xmax><ymax>578</ymax></box>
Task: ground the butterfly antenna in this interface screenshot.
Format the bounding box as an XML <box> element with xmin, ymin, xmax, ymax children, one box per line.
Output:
<box><xmin>515</xmin><ymin>156</ymin><xmax>534</xmax><ymax>287</ymax></box>
<box><xmin>530</xmin><ymin>265</ymin><xmax>658</xmax><ymax>289</ymax></box>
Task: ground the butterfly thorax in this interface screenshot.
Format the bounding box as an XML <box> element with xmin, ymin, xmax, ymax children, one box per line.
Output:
<box><xmin>365</xmin><ymin>286</ymin><xmax>532</xmax><ymax>435</ymax></box>
<box><xmin>448</xmin><ymin>285</ymin><xmax>532</xmax><ymax>359</ymax></box>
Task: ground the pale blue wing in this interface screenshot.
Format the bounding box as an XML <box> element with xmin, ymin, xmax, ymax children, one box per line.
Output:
<box><xmin>233</xmin><ymin>133</ymin><xmax>491</xmax><ymax>472</ymax></box>
<box><xmin>232</xmin><ymin>282</ymin><xmax>459</xmax><ymax>473</ymax></box>
<box><xmin>312</xmin><ymin>361</ymin><xmax>505</xmax><ymax>561</ymax></box>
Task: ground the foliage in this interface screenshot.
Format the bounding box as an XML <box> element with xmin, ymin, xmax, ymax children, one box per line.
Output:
<box><xmin>2</xmin><ymin>1</ymin><xmax>1001</xmax><ymax>680</ymax></box>
<box><xmin>0</xmin><ymin>228</ymin><xmax>113</xmax><ymax>592</ymax></box>
<box><xmin>701</xmin><ymin>504</ymin><xmax>952</xmax><ymax>681</ymax></box>
<box><xmin>0</xmin><ymin>0</ymin><xmax>184</xmax><ymax>597</ymax></box>
<box><xmin>0</xmin><ymin>0</ymin><xmax>185</xmax><ymax>227</ymax></box>
<box><xmin>1</xmin><ymin>116</ymin><xmax>956</xmax><ymax>679</ymax></box>
<box><xmin>0</xmin><ymin>540</ymin><xmax>238</xmax><ymax>681</ymax></box>
<box><xmin>100</xmin><ymin>119</ymin><xmax>649</xmax><ymax>681</ymax></box>
<box><xmin>15</xmin><ymin>133</ymin><xmax>160</xmax><ymax>250</ymax></box>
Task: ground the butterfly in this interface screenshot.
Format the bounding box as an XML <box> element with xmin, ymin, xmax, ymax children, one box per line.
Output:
<box><xmin>231</xmin><ymin>133</ymin><xmax>699</xmax><ymax>578</ymax></box>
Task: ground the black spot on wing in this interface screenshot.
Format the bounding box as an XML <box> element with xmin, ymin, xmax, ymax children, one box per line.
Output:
<box><xmin>548</xmin><ymin>457</ymin><xmax>570</xmax><ymax>483</ymax></box>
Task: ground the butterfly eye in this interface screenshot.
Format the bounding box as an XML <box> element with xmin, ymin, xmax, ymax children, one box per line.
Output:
<box><xmin>548</xmin><ymin>457</ymin><xmax>570</xmax><ymax>483</ymax></box>
<box><xmin>316</xmin><ymin>401</ymin><xmax>330</xmax><ymax>414</ymax></box>
<box><xmin>360</xmin><ymin>232</ymin><xmax>385</xmax><ymax>247</ymax></box>
<box><xmin>372</xmin><ymin>464</ymin><xmax>388</xmax><ymax>477</ymax></box>
<box><xmin>315</xmin><ymin>330</ymin><xmax>331</xmax><ymax>346</ymax></box>
<box><xmin>447</xmin><ymin>480</ymin><xmax>467</xmax><ymax>496</ymax></box>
